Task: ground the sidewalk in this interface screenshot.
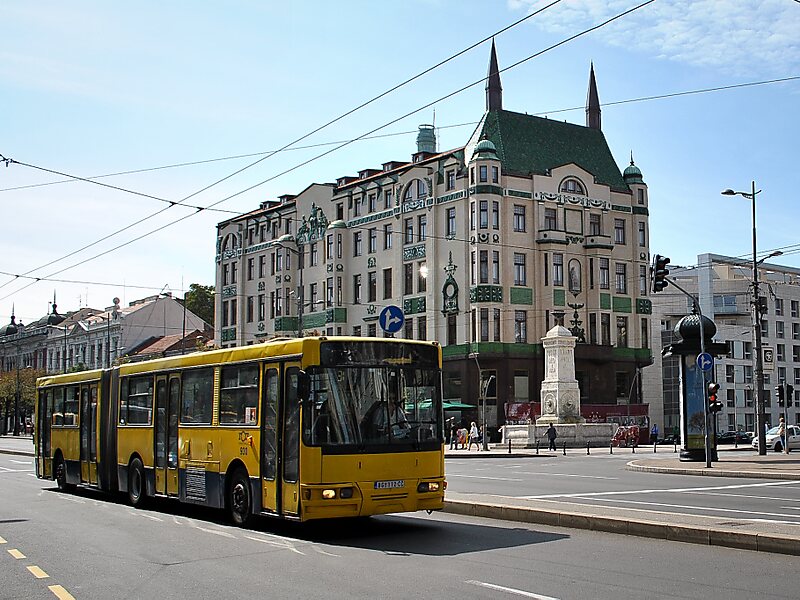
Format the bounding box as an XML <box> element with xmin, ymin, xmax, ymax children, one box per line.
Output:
<box><xmin>443</xmin><ymin>446</ymin><xmax>800</xmax><ymax>556</ymax></box>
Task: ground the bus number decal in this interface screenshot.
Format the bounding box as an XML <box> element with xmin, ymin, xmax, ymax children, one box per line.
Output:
<box><xmin>239</xmin><ymin>447</ymin><xmax>248</xmax><ymax>456</ymax></box>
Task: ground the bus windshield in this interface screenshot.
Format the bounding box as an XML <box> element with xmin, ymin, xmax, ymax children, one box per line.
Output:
<box><xmin>303</xmin><ymin>365</ymin><xmax>442</xmax><ymax>450</ymax></box>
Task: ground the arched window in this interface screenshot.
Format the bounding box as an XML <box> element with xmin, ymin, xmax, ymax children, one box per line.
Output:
<box><xmin>560</xmin><ymin>178</ymin><xmax>585</xmax><ymax>195</ymax></box>
<box><xmin>403</xmin><ymin>179</ymin><xmax>427</xmax><ymax>201</ymax></box>
<box><xmin>221</xmin><ymin>233</ymin><xmax>238</xmax><ymax>252</ymax></box>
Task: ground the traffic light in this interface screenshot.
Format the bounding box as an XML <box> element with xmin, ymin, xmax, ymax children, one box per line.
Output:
<box><xmin>787</xmin><ymin>384</ymin><xmax>794</xmax><ymax>408</ymax></box>
<box><xmin>776</xmin><ymin>384</ymin><xmax>785</xmax><ymax>407</ymax></box>
<box><xmin>708</xmin><ymin>382</ymin><xmax>723</xmax><ymax>413</ymax></box>
<box><xmin>652</xmin><ymin>255</ymin><xmax>670</xmax><ymax>293</ymax></box>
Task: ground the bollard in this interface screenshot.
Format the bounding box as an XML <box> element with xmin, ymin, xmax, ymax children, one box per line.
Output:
<box><xmin>631</xmin><ymin>443</ymin><xmax>635</xmax><ymax>454</ymax></box>
<box><xmin>508</xmin><ymin>439</ymin><xmax>511</xmax><ymax>454</ymax></box>
<box><xmin>536</xmin><ymin>440</ymin><xmax>540</xmax><ymax>455</ymax></box>
<box><xmin>610</xmin><ymin>442</ymin><xmax>613</xmax><ymax>455</ymax></box>
<box><xmin>734</xmin><ymin>438</ymin><xmax>738</xmax><ymax>449</ymax></box>
<box><xmin>587</xmin><ymin>442</ymin><xmax>590</xmax><ymax>455</ymax></box>
<box><xmin>653</xmin><ymin>442</ymin><xmax>657</xmax><ymax>453</ymax></box>
<box><xmin>562</xmin><ymin>441</ymin><xmax>567</xmax><ymax>456</ymax></box>
<box><xmin>674</xmin><ymin>441</ymin><xmax>677</xmax><ymax>453</ymax></box>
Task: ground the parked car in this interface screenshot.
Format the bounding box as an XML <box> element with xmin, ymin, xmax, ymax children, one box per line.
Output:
<box><xmin>716</xmin><ymin>431</ymin><xmax>751</xmax><ymax>445</ymax></box>
<box><xmin>751</xmin><ymin>425</ymin><xmax>800</xmax><ymax>452</ymax></box>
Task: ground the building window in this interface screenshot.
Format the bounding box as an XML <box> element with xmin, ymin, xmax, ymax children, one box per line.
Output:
<box><xmin>513</xmin><ymin>205</ymin><xmax>526</xmax><ymax>232</ymax></box>
<box><xmin>560</xmin><ymin>178</ymin><xmax>585</xmax><ymax>195</ymax></box>
<box><xmin>247</xmin><ymin>258</ymin><xmax>254</xmax><ymax>281</ymax></box>
<box><xmin>223</xmin><ymin>264</ymin><xmax>229</xmax><ymax>286</ymax></box>
<box><xmin>353</xmin><ymin>231</ymin><xmax>363</xmax><ymax>256</ymax></box>
<box><xmin>447</xmin><ymin>314</ymin><xmax>457</xmax><ymax>345</ymax></box>
<box><xmin>309</xmin><ymin>283</ymin><xmax>318</xmax><ymax>311</ymax></box>
<box><xmin>446</xmin><ymin>170</ymin><xmax>455</xmax><ymax>191</ymax></box>
<box><xmin>353</xmin><ymin>275</ymin><xmax>362</xmax><ymax>304</ymax></box>
<box><xmin>492</xmin><ymin>165</ymin><xmax>499</xmax><ymax>183</ymax></box>
<box><xmin>354</xmin><ymin>196</ymin><xmax>362</xmax><ymax>217</ymax></box>
<box><xmin>553</xmin><ymin>253</ymin><xmax>564</xmax><ymax>287</ymax></box>
<box><xmin>792</xmin><ymin>300</ymin><xmax>799</xmax><ymax>318</ymax></box>
<box><xmin>376</xmin><ymin>224</ymin><xmax>390</xmax><ymax>251</ymax></box>
<box><xmin>743</xmin><ymin>341</ymin><xmax>752</xmax><ymax>360</ymax></box>
<box><xmin>310</xmin><ymin>244</ymin><xmax>318</xmax><ymax>266</ymax></box>
<box><xmin>793</xmin><ymin>323</ymin><xmax>800</xmax><ymax>340</ymax></box>
<box><xmin>337</xmin><ymin>234</ymin><xmax>342</xmax><ymax>259</ymax></box>
<box><xmin>258</xmin><ymin>295</ymin><xmax>265</xmax><ymax>321</ymax></box>
<box><xmin>492</xmin><ymin>251</ymin><xmax>500</xmax><ymax>284</ymax></box>
<box><xmin>601</xmin><ymin>313</ymin><xmax>611</xmax><ymax>345</ymax></box>
<box><xmin>638</xmin><ymin>222</ymin><xmax>646</xmax><ymax>247</ymax></box>
<box><xmin>368</xmin><ymin>323</ymin><xmax>377</xmax><ymax>337</ymax></box>
<box><xmin>777</xmin><ymin>344</ymin><xmax>785</xmax><ymax>362</ymax></box>
<box><xmin>222</xmin><ymin>300</ymin><xmax>229</xmax><ymax>327</ymax></box>
<box><xmin>640</xmin><ymin>318</ymin><xmax>648</xmax><ymax>349</ymax></box>
<box><xmin>492</xmin><ymin>201</ymin><xmax>499</xmax><ymax>230</ymax></box>
<box><xmin>637</xmin><ymin>189</ymin><xmax>645</xmax><ymax>205</ymax></box>
<box><xmin>367</xmin><ymin>228</ymin><xmax>377</xmax><ymax>254</ymax></box>
<box><xmin>493</xmin><ymin>308</ymin><xmax>501</xmax><ymax>342</ymax></box>
<box><xmin>353</xmin><ymin>325</ymin><xmax>362</xmax><ymax>337</ymax></box>
<box><xmin>761</xmin><ymin>320</ymin><xmax>769</xmax><ymax>338</ymax></box>
<box><xmin>418</xmin><ymin>215</ymin><xmax>427</xmax><ymax>242</ymax></box>
<box><xmin>326</xmin><ymin>277</ymin><xmax>334</xmax><ymax>308</ymax></box>
<box><xmin>479</xmin><ymin>165</ymin><xmax>488</xmax><ymax>183</ymax></box>
<box><xmin>246</xmin><ymin>296</ymin><xmax>254</xmax><ymax>323</ymax></box>
<box><xmin>470</xmin><ymin>167</ymin><xmax>475</xmax><ymax>185</ymax></box>
<box><xmin>616</xmin><ymin>316</ymin><xmax>628</xmax><ymax>348</ymax></box>
<box><xmin>418</xmin><ymin>316</ymin><xmax>427</xmax><ymax>341</ymax></box>
<box><xmin>368</xmin><ymin>193</ymin><xmax>376</xmax><ymax>213</ymax></box>
<box><xmin>383</xmin><ymin>268</ymin><xmax>392</xmax><ymax>299</ymax></box>
<box><xmin>384</xmin><ymin>189</ymin><xmax>393</xmax><ymax>210</ymax></box>
<box><xmin>480</xmin><ymin>308</ymin><xmax>489</xmax><ymax>341</ymax></box>
<box><xmin>726</xmin><ymin>364</ymin><xmax>735</xmax><ymax>383</ymax></box>
<box><xmin>368</xmin><ymin>272</ymin><xmax>377</xmax><ymax>303</ymax></box>
<box><xmin>614</xmin><ymin>219</ymin><xmax>626</xmax><ymax>244</ymax></box>
<box><xmin>513</xmin><ymin>253</ymin><xmax>526</xmax><ymax>286</ymax></box>
<box><xmin>446</xmin><ymin>208</ymin><xmax>456</xmax><ymax>237</ymax></box>
<box><xmin>479</xmin><ymin>200</ymin><xmax>488</xmax><ymax>229</ymax></box>
<box><xmin>793</xmin><ymin>346</ymin><xmax>800</xmax><ymax>363</ymax></box>
<box><xmin>777</xmin><ymin>321</ymin><xmax>785</xmax><ymax>339</ymax></box>
<box><xmin>589</xmin><ymin>213</ymin><xmax>601</xmax><ymax>236</ymax></box>
<box><xmin>776</xmin><ymin>298</ymin><xmax>784</xmax><ymax>316</ymax></box>
<box><xmin>479</xmin><ymin>250</ymin><xmax>489</xmax><ymax>284</ymax></box>
<box><xmin>275</xmin><ymin>290</ymin><xmax>282</xmax><ymax>317</ymax></box>
<box><xmin>404</xmin><ymin>218</ymin><xmax>414</xmax><ymax>244</ymax></box>
<box><xmin>599</xmin><ymin>258</ymin><xmax>610</xmax><ymax>290</ymax></box>
<box><xmin>470</xmin><ymin>201</ymin><xmax>476</xmax><ymax>231</ymax></box>
<box><xmin>544</xmin><ymin>208</ymin><xmax>557</xmax><ymax>230</ymax></box>
<box><xmin>589</xmin><ymin>313</ymin><xmax>597</xmax><ymax>344</ymax></box>
<box><xmin>615</xmin><ymin>263</ymin><xmax>627</xmax><ymax>294</ymax></box>
<box><xmin>418</xmin><ymin>262</ymin><xmax>427</xmax><ymax>293</ymax></box>
<box><xmin>515</xmin><ymin>311</ymin><xmax>527</xmax><ymax>343</ymax></box>
<box><xmin>639</xmin><ymin>265</ymin><xmax>648</xmax><ymax>295</ymax></box>
<box><xmin>404</xmin><ymin>263</ymin><xmax>413</xmax><ymax>295</ymax></box>
<box><xmin>404</xmin><ymin>318</ymin><xmax>413</xmax><ymax>340</ymax></box>
<box><xmin>471</xmin><ymin>251</ymin><xmax>476</xmax><ymax>285</ymax></box>
<box><xmin>326</xmin><ymin>234</ymin><xmax>333</xmax><ymax>261</ymax></box>
<box><xmin>259</xmin><ymin>255</ymin><xmax>266</xmax><ymax>278</ymax></box>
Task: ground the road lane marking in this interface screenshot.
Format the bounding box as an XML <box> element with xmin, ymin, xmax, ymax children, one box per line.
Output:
<box><xmin>8</xmin><ymin>548</ymin><xmax>25</xmax><ymax>559</ymax></box>
<box><xmin>49</xmin><ymin>585</ymin><xmax>76</xmax><ymax>600</ymax></box>
<box><xmin>10</xmin><ymin>459</ymin><xmax>31</xmax><ymax>464</ymax></box>
<box><xmin>685</xmin><ymin>491</ymin><xmax>800</xmax><ymax>502</ymax></box>
<box><xmin>519</xmin><ymin>480</ymin><xmax>799</xmax><ymax>500</ymax></box>
<box><xmin>0</xmin><ymin>536</ymin><xmax>6</xmax><ymax>544</ymax></box>
<box><xmin>192</xmin><ymin>525</ymin><xmax>235</xmax><ymax>538</ymax></box>
<box><xmin>569</xmin><ymin>495</ymin><xmax>800</xmax><ymax>522</ymax></box>
<box><xmin>244</xmin><ymin>534</ymin><xmax>305</xmax><ymax>555</ymax></box>
<box><xmin>128</xmin><ymin>510</ymin><xmax>163</xmax><ymax>522</ymax></box>
<box><xmin>511</xmin><ymin>471</ymin><xmax>617</xmax><ymax>480</ymax></box>
<box><xmin>467</xmin><ymin>580</ymin><xmax>560</xmax><ymax>599</ymax></box>
<box><xmin>447</xmin><ymin>474</ymin><xmax>523</xmax><ymax>481</ymax></box>
<box><xmin>27</xmin><ymin>565</ymin><xmax>49</xmax><ymax>578</ymax></box>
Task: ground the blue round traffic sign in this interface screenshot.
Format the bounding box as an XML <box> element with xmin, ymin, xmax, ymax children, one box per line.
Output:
<box><xmin>379</xmin><ymin>305</ymin><xmax>405</xmax><ymax>334</ymax></box>
<box><xmin>696</xmin><ymin>352</ymin><xmax>714</xmax><ymax>372</ymax></box>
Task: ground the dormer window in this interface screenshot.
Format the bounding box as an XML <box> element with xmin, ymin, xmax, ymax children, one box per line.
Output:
<box><xmin>560</xmin><ymin>178</ymin><xmax>585</xmax><ymax>195</ymax></box>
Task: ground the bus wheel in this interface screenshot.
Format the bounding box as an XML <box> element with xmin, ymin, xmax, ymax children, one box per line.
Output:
<box><xmin>228</xmin><ymin>469</ymin><xmax>251</xmax><ymax>527</ymax></box>
<box><xmin>55</xmin><ymin>457</ymin><xmax>72</xmax><ymax>492</ymax></box>
<box><xmin>128</xmin><ymin>458</ymin><xmax>146</xmax><ymax>507</ymax></box>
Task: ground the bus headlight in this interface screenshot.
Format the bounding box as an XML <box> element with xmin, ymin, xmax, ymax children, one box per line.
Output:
<box><xmin>322</xmin><ymin>489</ymin><xmax>337</xmax><ymax>499</ymax></box>
<box><xmin>339</xmin><ymin>487</ymin><xmax>354</xmax><ymax>499</ymax></box>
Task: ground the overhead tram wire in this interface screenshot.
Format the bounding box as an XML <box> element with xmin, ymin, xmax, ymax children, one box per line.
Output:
<box><xmin>0</xmin><ymin>0</ymin><xmax>656</xmax><ymax>303</ymax></box>
<box><xmin>0</xmin><ymin>1</ymin><xmax>563</xmax><ymax>294</ymax></box>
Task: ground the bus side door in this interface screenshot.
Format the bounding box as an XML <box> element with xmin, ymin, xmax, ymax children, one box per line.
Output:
<box><xmin>154</xmin><ymin>375</ymin><xmax>180</xmax><ymax>497</ymax></box>
<box><xmin>79</xmin><ymin>384</ymin><xmax>98</xmax><ymax>484</ymax></box>
<box><xmin>281</xmin><ymin>364</ymin><xmax>302</xmax><ymax>518</ymax></box>
<box><xmin>37</xmin><ymin>389</ymin><xmax>53</xmax><ymax>478</ymax></box>
<box><xmin>261</xmin><ymin>365</ymin><xmax>280</xmax><ymax>514</ymax></box>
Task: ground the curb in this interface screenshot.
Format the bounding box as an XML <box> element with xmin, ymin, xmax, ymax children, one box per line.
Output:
<box><xmin>0</xmin><ymin>449</ymin><xmax>34</xmax><ymax>457</ymax></box>
<box><xmin>442</xmin><ymin>499</ymin><xmax>800</xmax><ymax>556</ymax></box>
<box><xmin>626</xmin><ymin>461</ymin><xmax>800</xmax><ymax>480</ymax></box>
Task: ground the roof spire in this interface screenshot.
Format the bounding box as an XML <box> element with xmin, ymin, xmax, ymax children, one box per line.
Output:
<box><xmin>486</xmin><ymin>39</ymin><xmax>503</xmax><ymax>111</ymax></box>
<box><xmin>586</xmin><ymin>62</ymin><xmax>601</xmax><ymax>130</ymax></box>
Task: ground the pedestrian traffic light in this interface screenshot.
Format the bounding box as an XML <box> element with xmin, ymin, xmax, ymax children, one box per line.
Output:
<box><xmin>708</xmin><ymin>382</ymin><xmax>723</xmax><ymax>413</ymax></box>
<box><xmin>651</xmin><ymin>254</ymin><xmax>670</xmax><ymax>293</ymax></box>
<box><xmin>787</xmin><ymin>384</ymin><xmax>794</xmax><ymax>408</ymax></box>
<box><xmin>776</xmin><ymin>384</ymin><xmax>785</xmax><ymax>407</ymax></box>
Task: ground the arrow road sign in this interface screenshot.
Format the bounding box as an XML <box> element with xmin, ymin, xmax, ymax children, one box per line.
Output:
<box><xmin>696</xmin><ymin>352</ymin><xmax>714</xmax><ymax>372</ymax></box>
<box><xmin>379</xmin><ymin>305</ymin><xmax>405</xmax><ymax>334</ymax></box>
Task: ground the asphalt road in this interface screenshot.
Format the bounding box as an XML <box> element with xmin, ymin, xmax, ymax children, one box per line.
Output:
<box><xmin>1</xmin><ymin>453</ymin><xmax>799</xmax><ymax>600</ymax></box>
<box><xmin>445</xmin><ymin>452</ymin><xmax>800</xmax><ymax>526</ymax></box>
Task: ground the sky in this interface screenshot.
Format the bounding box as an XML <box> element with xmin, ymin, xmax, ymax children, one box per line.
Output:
<box><xmin>1</xmin><ymin>0</ymin><xmax>799</xmax><ymax>326</ymax></box>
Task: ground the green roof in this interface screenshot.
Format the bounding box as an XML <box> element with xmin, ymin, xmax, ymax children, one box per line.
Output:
<box><xmin>479</xmin><ymin>110</ymin><xmax>629</xmax><ymax>193</ymax></box>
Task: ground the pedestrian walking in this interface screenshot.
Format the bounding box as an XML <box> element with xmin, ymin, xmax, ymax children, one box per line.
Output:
<box><xmin>650</xmin><ymin>423</ymin><xmax>659</xmax><ymax>445</ymax></box>
<box><xmin>468</xmin><ymin>421</ymin><xmax>480</xmax><ymax>451</ymax></box>
<box><xmin>778</xmin><ymin>417</ymin><xmax>786</xmax><ymax>452</ymax></box>
<box><xmin>449</xmin><ymin>424</ymin><xmax>458</xmax><ymax>450</ymax></box>
<box><xmin>546</xmin><ymin>423</ymin><xmax>558</xmax><ymax>451</ymax></box>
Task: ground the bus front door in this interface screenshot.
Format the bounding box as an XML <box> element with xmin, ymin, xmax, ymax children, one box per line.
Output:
<box><xmin>261</xmin><ymin>365</ymin><xmax>280</xmax><ymax>515</ymax></box>
<box><xmin>79</xmin><ymin>384</ymin><xmax>98</xmax><ymax>484</ymax></box>
<box><xmin>280</xmin><ymin>364</ymin><xmax>302</xmax><ymax>518</ymax></box>
<box><xmin>37</xmin><ymin>389</ymin><xmax>52</xmax><ymax>478</ymax></box>
<box><xmin>154</xmin><ymin>375</ymin><xmax>180</xmax><ymax>496</ymax></box>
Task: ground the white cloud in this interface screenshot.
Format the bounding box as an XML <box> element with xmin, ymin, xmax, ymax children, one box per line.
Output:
<box><xmin>510</xmin><ymin>0</ymin><xmax>800</xmax><ymax>77</ymax></box>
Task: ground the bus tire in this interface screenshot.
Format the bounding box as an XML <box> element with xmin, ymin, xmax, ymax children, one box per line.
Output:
<box><xmin>128</xmin><ymin>458</ymin><xmax>146</xmax><ymax>507</ymax></box>
<box><xmin>55</xmin><ymin>455</ymin><xmax>72</xmax><ymax>492</ymax></box>
<box><xmin>228</xmin><ymin>468</ymin><xmax>251</xmax><ymax>527</ymax></box>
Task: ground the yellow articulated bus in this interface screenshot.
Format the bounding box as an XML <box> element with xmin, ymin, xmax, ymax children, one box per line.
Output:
<box><xmin>35</xmin><ymin>337</ymin><xmax>445</xmax><ymax>524</ymax></box>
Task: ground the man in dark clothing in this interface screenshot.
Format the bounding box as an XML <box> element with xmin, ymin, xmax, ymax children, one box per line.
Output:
<box><xmin>546</xmin><ymin>424</ymin><xmax>558</xmax><ymax>451</ymax></box>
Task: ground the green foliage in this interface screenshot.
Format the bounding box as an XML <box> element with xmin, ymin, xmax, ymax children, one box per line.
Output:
<box><xmin>185</xmin><ymin>283</ymin><xmax>214</xmax><ymax>326</ymax></box>
<box><xmin>0</xmin><ymin>367</ymin><xmax>46</xmax><ymax>415</ymax></box>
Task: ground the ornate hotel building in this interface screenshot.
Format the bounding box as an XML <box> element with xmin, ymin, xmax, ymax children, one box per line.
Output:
<box><xmin>215</xmin><ymin>44</ymin><xmax>654</xmax><ymax>432</ymax></box>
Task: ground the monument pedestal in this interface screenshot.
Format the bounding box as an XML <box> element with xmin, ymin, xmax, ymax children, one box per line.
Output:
<box><xmin>502</xmin><ymin>423</ymin><xmax>618</xmax><ymax>448</ymax></box>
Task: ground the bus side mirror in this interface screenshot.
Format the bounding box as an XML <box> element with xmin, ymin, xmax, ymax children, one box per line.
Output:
<box><xmin>297</xmin><ymin>370</ymin><xmax>310</xmax><ymax>402</ymax></box>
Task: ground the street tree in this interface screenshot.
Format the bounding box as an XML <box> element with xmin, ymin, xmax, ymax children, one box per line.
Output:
<box><xmin>185</xmin><ymin>283</ymin><xmax>214</xmax><ymax>327</ymax></box>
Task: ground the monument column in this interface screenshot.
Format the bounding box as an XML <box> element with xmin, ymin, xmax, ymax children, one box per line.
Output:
<box><xmin>536</xmin><ymin>325</ymin><xmax>585</xmax><ymax>424</ymax></box>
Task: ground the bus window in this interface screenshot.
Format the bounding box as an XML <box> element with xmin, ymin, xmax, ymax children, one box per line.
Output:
<box><xmin>53</xmin><ymin>387</ymin><xmax>65</xmax><ymax>426</ymax></box>
<box><xmin>64</xmin><ymin>386</ymin><xmax>79</xmax><ymax>427</ymax></box>
<box><xmin>220</xmin><ymin>364</ymin><xmax>259</xmax><ymax>425</ymax></box>
<box><xmin>123</xmin><ymin>376</ymin><xmax>154</xmax><ymax>425</ymax></box>
<box><xmin>181</xmin><ymin>368</ymin><xmax>213</xmax><ymax>424</ymax></box>
<box><xmin>283</xmin><ymin>367</ymin><xmax>300</xmax><ymax>483</ymax></box>
<box><xmin>262</xmin><ymin>368</ymin><xmax>278</xmax><ymax>481</ymax></box>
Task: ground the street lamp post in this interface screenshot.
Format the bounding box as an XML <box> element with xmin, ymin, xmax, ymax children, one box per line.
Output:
<box><xmin>469</xmin><ymin>351</ymin><xmax>490</xmax><ymax>451</ymax></box>
<box><xmin>13</xmin><ymin>344</ymin><xmax>20</xmax><ymax>436</ymax></box>
<box><xmin>277</xmin><ymin>235</ymin><xmax>304</xmax><ymax>338</ymax></box>
<box><xmin>721</xmin><ymin>181</ymin><xmax>776</xmax><ymax>456</ymax></box>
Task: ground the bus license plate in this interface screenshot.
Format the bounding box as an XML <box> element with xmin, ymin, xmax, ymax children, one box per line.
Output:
<box><xmin>374</xmin><ymin>479</ymin><xmax>404</xmax><ymax>490</ymax></box>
